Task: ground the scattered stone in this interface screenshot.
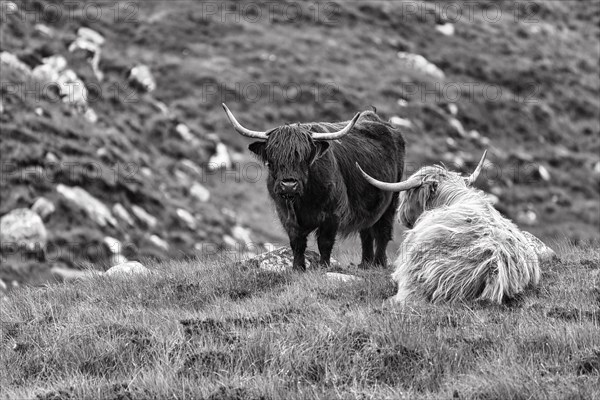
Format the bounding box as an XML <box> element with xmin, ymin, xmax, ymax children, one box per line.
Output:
<box><xmin>177</xmin><ymin>208</ymin><xmax>197</xmax><ymax>230</ymax></box>
<box><xmin>0</xmin><ymin>279</ymin><xmax>6</xmax><ymax>291</ymax></box>
<box><xmin>593</xmin><ymin>161</ymin><xmax>600</xmax><ymax>176</ymax></box>
<box><xmin>0</xmin><ymin>51</ymin><xmax>31</xmax><ymax>76</ymax></box>
<box><xmin>521</xmin><ymin>231</ymin><xmax>556</xmax><ymax>263</ymax></box>
<box><xmin>389</xmin><ymin>116</ymin><xmax>413</xmax><ymax>129</ymax></box>
<box><xmin>237</xmin><ymin>247</ymin><xmax>340</xmax><ymax>272</ymax></box>
<box><xmin>435</xmin><ymin>23</ymin><xmax>455</xmax><ymax>36</ymax></box>
<box><xmin>149</xmin><ymin>234</ymin><xmax>169</xmax><ymax>251</ymax></box>
<box><xmin>480</xmin><ymin>136</ymin><xmax>491</xmax><ymax>147</ymax></box>
<box><xmin>517</xmin><ymin>210</ymin><xmax>538</xmax><ymax>226</ymax></box>
<box><xmin>176</xmin><ymin>123</ymin><xmax>195</xmax><ymax>142</ymax></box>
<box><xmin>397</xmin><ymin>52</ymin><xmax>445</xmax><ymax>80</ymax></box>
<box><xmin>208</xmin><ymin>143</ymin><xmax>233</xmax><ymax>171</ymax></box>
<box><xmin>0</xmin><ymin>208</ymin><xmax>48</xmax><ymax>250</ymax></box>
<box><xmin>128</xmin><ymin>65</ymin><xmax>156</xmax><ymax>92</ymax></box>
<box><xmin>222</xmin><ymin>235</ymin><xmax>238</xmax><ymax>250</ymax></box>
<box><xmin>34</xmin><ymin>107</ymin><xmax>44</xmax><ymax>117</ymax></box>
<box><xmin>140</xmin><ymin>167</ymin><xmax>153</xmax><ymax>178</ymax></box>
<box><xmin>448</xmin><ymin>118</ymin><xmax>466</xmax><ymax>137</ymax></box>
<box><xmin>106</xmin><ymin>261</ymin><xmax>150</xmax><ymax>277</ymax></box>
<box><xmin>447</xmin><ymin>103</ymin><xmax>458</xmax><ymax>116</ymax></box>
<box><xmin>57</xmin><ymin>184</ymin><xmax>117</xmax><ymax>227</ymax></box>
<box><xmin>112</xmin><ymin>203</ymin><xmax>134</xmax><ymax>226</ymax></box>
<box><xmin>537</xmin><ymin>165</ymin><xmax>551</xmax><ymax>182</ymax></box>
<box><xmin>397</xmin><ymin>98</ymin><xmax>408</xmax><ymax>107</ymax></box>
<box><xmin>103</xmin><ymin>236</ymin><xmax>122</xmax><ymax>254</ymax></box>
<box><xmin>446</xmin><ymin>137</ymin><xmax>457</xmax><ymax>149</ymax></box>
<box><xmin>131</xmin><ymin>205</ymin><xmax>157</xmax><ymax>228</ymax></box>
<box><xmin>45</xmin><ymin>152</ymin><xmax>59</xmax><ymax>163</ymax></box>
<box><xmin>468</xmin><ymin>130</ymin><xmax>481</xmax><ymax>141</ymax></box>
<box><xmin>34</xmin><ymin>24</ymin><xmax>54</xmax><ymax>37</ymax></box>
<box><xmin>84</xmin><ymin>108</ymin><xmax>98</xmax><ymax>123</ymax></box>
<box><xmin>325</xmin><ymin>272</ymin><xmax>363</xmax><ymax>283</ymax></box>
<box><xmin>231</xmin><ymin>225</ymin><xmax>253</xmax><ymax>247</ymax></box>
<box><xmin>31</xmin><ymin>197</ymin><xmax>55</xmax><ymax>220</ymax></box>
<box><xmin>190</xmin><ymin>182</ymin><xmax>210</xmax><ymax>202</ymax></box>
<box><xmin>181</xmin><ymin>159</ymin><xmax>203</xmax><ymax>176</ymax></box>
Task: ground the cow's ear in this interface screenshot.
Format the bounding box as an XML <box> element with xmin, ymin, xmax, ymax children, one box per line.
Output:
<box><xmin>310</xmin><ymin>142</ymin><xmax>330</xmax><ymax>164</ymax></box>
<box><xmin>248</xmin><ymin>142</ymin><xmax>267</xmax><ymax>163</ymax></box>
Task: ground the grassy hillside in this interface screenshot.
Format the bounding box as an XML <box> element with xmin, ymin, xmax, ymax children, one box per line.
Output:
<box><xmin>1</xmin><ymin>242</ymin><xmax>598</xmax><ymax>399</ymax></box>
<box><xmin>1</xmin><ymin>1</ymin><xmax>599</xmax><ymax>289</ymax></box>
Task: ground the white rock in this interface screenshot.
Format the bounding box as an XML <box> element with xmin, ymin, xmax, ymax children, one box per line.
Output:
<box><xmin>175</xmin><ymin>123</ymin><xmax>195</xmax><ymax>142</ymax></box>
<box><xmin>177</xmin><ymin>208</ymin><xmax>197</xmax><ymax>230</ymax></box>
<box><xmin>594</xmin><ymin>161</ymin><xmax>600</xmax><ymax>175</ymax></box>
<box><xmin>517</xmin><ymin>210</ymin><xmax>538</xmax><ymax>226</ymax></box>
<box><xmin>397</xmin><ymin>52</ymin><xmax>445</xmax><ymax>80</ymax></box>
<box><xmin>0</xmin><ymin>51</ymin><xmax>31</xmax><ymax>76</ymax></box>
<box><xmin>84</xmin><ymin>108</ymin><xmax>98</xmax><ymax>123</ymax></box>
<box><xmin>103</xmin><ymin>236</ymin><xmax>122</xmax><ymax>254</ymax></box>
<box><xmin>149</xmin><ymin>234</ymin><xmax>169</xmax><ymax>250</ymax></box>
<box><xmin>31</xmin><ymin>197</ymin><xmax>55</xmax><ymax>219</ymax></box>
<box><xmin>538</xmin><ymin>165</ymin><xmax>551</xmax><ymax>181</ymax></box>
<box><xmin>110</xmin><ymin>253</ymin><xmax>128</xmax><ymax>266</ymax></box>
<box><xmin>435</xmin><ymin>23</ymin><xmax>455</xmax><ymax>36</ymax></box>
<box><xmin>446</xmin><ymin>137</ymin><xmax>457</xmax><ymax>149</ymax></box>
<box><xmin>140</xmin><ymin>167</ymin><xmax>153</xmax><ymax>177</ymax></box>
<box><xmin>34</xmin><ymin>24</ymin><xmax>54</xmax><ymax>37</ymax></box>
<box><xmin>76</xmin><ymin>27</ymin><xmax>105</xmax><ymax>46</ymax></box>
<box><xmin>448</xmin><ymin>118</ymin><xmax>466</xmax><ymax>137</ymax></box>
<box><xmin>223</xmin><ymin>235</ymin><xmax>238</xmax><ymax>249</ymax></box>
<box><xmin>208</xmin><ymin>143</ymin><xmax>233</xmax><ymax>171</ymax></box>
<box><xmin>56</xmin><ymin>69</ymin><xmax>88</xmax><ymax>108</ymax></box>
<box><xmin>34</xmin><ymin>107</ymin><xmax>44</xmax><ymax>116</ymax></box>
<box><xmin>57</xmin><ymin>184</ymin><xmax>116</xmax><ymax>227</ymax></box>
<box><xmin>468</xmin><ymin>130</ymin><xmax>481</xmax><ymax>140</ymax></box>
<box><xmin>131</xmin><ymin>205</ymin><xmax>157</xmax><ymax>228</ymax></box>
<box><xmin>480</xmin><ymin>136</ymin><xmax>491</xmax><ymax>146</ymax></box>
<box><xmin>181</xmin><ymin>159</ymin><xmax>203</xmax><ymax>176</ymax></box>
<box><xmin>325</xmin><ymin>272</ymin><xmax>363</xmax><ymax>283</ymax></box>
<box><xmin>447</xmin><ymin>103</ymin><xmax>458</xmax><ymax>116</ymax></box>
<box><xmin>521</xmin><ymin>231</ymin><xmax>556</xmax><ymax>263</ymax></box>
<box><xmin>397</xmin><ymin>98</ymin><xmax>408</xmax><ymax>107</ymax></box>
<box><xmin>45</xmin><ymin>152</ymin><xmax>59</xmax><ymax>163</ymax></box>
<box><xmin>112</xmin><ymin>203</ymin><xmax>134</xmax><ymax>226</ymax></box>
<box><xmin>128</xmin><ymin>65</ymin><xmax>156</xmax><ymax>92</ymax></box>
<box><xmin>0</xmin><ymin>279</ymin><xmax>6</xmax><ymax>291</ymax></box>
<box><xmin>389</xmin><ymin>116</ymin><xmax>413</xmax><ymax>128</ymax></box>
<box><xmin>0</xmin><ymin>208</ymin><xmax>48</xmax><ymax>250</ymax></box>
<box><xmin>232</xmin><ymin>225</ymin><xmax>253</xmax><ymax>247</ymax></box>
<box><xmin>190</xmin><ymin>182</ymin><xmax>210</xmax><ymax>202</ymax></box>
<box><xmin>106</xmin><ymin>261</ymin><xmax>150</xmax><ymax>277</ymax></box>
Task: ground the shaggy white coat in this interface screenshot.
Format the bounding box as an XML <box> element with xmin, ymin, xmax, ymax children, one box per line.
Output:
<box><xmin>392</xmin><ymin>166</ymin><xmax>542</xmax><ymax>304</ymax></box>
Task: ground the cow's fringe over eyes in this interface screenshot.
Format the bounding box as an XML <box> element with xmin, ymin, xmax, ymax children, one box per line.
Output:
<box><xmin>393</xmin><ymin>165</ymin><xmax>544</xmax><ymax>304</ymax></box>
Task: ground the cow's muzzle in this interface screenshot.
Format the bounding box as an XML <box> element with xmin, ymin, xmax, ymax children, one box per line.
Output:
<box><xmin>279</xmin><ymin>179</ymin><xmax>300</xmax><ymax>198</ymax></box>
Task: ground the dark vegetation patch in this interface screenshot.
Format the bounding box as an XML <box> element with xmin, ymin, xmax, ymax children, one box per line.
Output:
<box><xmin>178</xmin><ymin>351</ymin><xmax>233</xmax><ymax>379</ymax></box>
<box><xmin>546</xmin><ymin>307</ymin><xmax>600</xmax><ymax>324</ymax></box>
<box><xmin>576</xmin><ymin>349</ymin><xmax>600</xmax><ymax>376</ymax></box>
<box><xmin>206</xmin><ymin>386</ymin><xmax>270</xmax><ymax>400</ymax></box>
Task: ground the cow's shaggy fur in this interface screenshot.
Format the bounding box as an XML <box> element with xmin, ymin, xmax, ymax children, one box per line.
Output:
<box><xmin>392</xmin><ymin>165</ymin><xmax>543</xmax><ymax>304</ymax></box>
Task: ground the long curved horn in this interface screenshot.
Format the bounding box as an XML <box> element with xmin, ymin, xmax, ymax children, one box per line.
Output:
<box><xmin>311</xmin><ymin>112</ymin><xmax>362</xmax><ymax>140</ymax></box>
<box><xmin>356</xmin><ymin>163</ymin><xmax>423</xmax><ymax>192</ymax></box>
<box><xmin>466</xmin><ymin>150</ymin><xmax>488</xmax><ymax>186</ymax></box>
<box><xmin>222</xmin><ymin>103</ymin><xmax>269</xmax><ymax>140</ymax></box>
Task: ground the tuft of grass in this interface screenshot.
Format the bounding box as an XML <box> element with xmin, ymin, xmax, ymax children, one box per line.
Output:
<box><xmin>1</xmin><ymin>242</ymin><xmax>599</xmax><ymax>399</ymax></box>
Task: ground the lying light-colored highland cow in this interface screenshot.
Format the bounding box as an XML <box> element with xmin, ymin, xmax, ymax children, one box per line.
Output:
<box><xmin>357</xmin><ymin>151</ymin><xmax>555</xmax><ymax>304</ymax></box>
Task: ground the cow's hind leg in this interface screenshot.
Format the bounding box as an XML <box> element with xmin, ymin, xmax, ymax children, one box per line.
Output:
<box><xmin>372</xmin><ymin>194</ymin><xmax>398</xmax><ymax>267</ymax></box>
<box><xmin>317</xmin><ymin>220</ymin><xmax>338</xmax><ymax>267</ymax></box>
<box><xmin>358</xmin><ymin>229</ymin><xmax>374</xmax><ymax>268</ymax></box>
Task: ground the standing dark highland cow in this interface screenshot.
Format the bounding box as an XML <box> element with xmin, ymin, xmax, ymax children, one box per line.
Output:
<box><xmin>357</xmin><ymin>151</ymin><xmax>553</xmax><ymax>305</ymax></box>
<box><xmin>223</xmin><ymin>104</ymin><xmax>405</xmax><ymax>271</ymax></box>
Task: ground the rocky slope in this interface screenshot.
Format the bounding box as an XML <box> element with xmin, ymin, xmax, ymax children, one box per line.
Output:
<box><xmin>1</xmin><ymin>1</ymin><xmax>599</xmax><ymax>290</ymax></box>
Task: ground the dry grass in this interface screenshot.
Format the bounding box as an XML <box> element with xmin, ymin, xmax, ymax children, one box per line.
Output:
<box><xmin>1</xmin><ymin>242</ymin><xmax>599</xmax><ymax>399</ymax></box>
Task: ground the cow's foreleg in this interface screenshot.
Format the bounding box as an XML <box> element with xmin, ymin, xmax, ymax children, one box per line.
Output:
<box><xmin>317</xmin><ymin>220</ymin><xmax>338</xmax><ymax>267</ymax></box>
<box><xmin>358</xmin><ymin>229</ymin><xmax>374</xmax><ymax>268</ymax></box>
<box><xmin>288</xmin><ymin>230</ymin><xmax>308</xmax><ymax>271</ymax></box>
